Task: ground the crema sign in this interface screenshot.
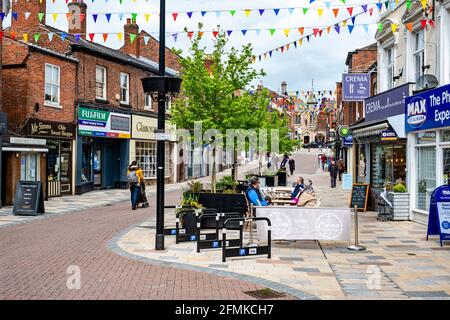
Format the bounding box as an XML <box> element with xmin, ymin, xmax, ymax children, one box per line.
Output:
<box><xmin>405</xmin><ymin>83</ymin><xmax>450</xmax><ymax>133</ymax></box>
<box><xmin>365</xmin><ymin>83</ymin><xmax>409</xmax><ymax>121</ymax></box>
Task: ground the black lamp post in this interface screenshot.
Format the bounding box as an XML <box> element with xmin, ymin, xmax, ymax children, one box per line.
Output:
<box><xmin>141</xmin><ymin>0</ymin><xmax>182</xmax><ymax>251</ymax></box>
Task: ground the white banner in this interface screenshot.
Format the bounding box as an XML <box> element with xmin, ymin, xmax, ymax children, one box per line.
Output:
<box><xmin>256</xmin><ymin>207</ymin><xmax>351</xmax><ymax>241</ymax></box>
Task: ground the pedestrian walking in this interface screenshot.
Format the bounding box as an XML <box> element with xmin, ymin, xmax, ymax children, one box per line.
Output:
<box><xmin>321</xmin><ymin>154</ymin><xmax>327</xmax><ymax>171</ymax></box>
<box><xmin>288</xmin><ymin>157</ymin><xmax>296</xmax><ymax>176</ymax></box>
<box><xmin>280</xmin><ymin>154</ymin><xmax>289</xmax><ymax>169</ymax></box>
<box><xmin>328</xmin><ymin>159</ymin><xmax>339</xmax><ymax>188</ymax></box>
<box><xmin>127</xmin><ymin>161</ymin><xmax>144</xmax><ymax>210</ymax></box>
<box><xmin>337</xmin><ymin>158</ymin><xmax>345</xmax><ymax>181</ymax></box>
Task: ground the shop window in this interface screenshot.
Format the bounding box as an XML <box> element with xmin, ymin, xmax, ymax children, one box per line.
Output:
<box><xmin>444</xmin><ymin>148</ymin><xmax>450</xmax><ymax>185</ymax></box>
<box><xmin>416</xmin><ymin>131</ymin><xmax>436</xmax><ymax>144</ymax></box>
<box><xmin>144</xmin><ymin>93</ymin><xmax>153</xmax><ymax>110</ymax></box>
<box><xmin>135</xmin><ymin>141</ymin><xmax>170</xmax><ymax>179</ymax></box>
<box><xmin>416</xmin><ymin>146</ymin><xmax>436</xmax><ymax>211</ymax></box>
<box><xmin>441</xmin><ymin>130</ymin><xmax>450</xmax><ymax>142</ymax></box>
<box><xmin>371</xmin><ymin>144</ymin><xmax>406</xmax><ymax>191</ymax></box>
<box><xmin>45</xmin><ymin>64</ymin><xmax>60</xmax><ymax>106</ymax></box>
<box><xmin>20</xmin><ymin>153</ymin><xmax>40</xmax><ymax>181</ymax></box>
<box><xmin>81</xmin><ymin>144</ymin><xmax>92</xmax><ymax>182</ymax></box>
<box><xmin>356</xmin><ymin>145</ymin><xmax>367</xmax><ymax>183</ymax></box>
<box><xmin>96</xmin><ymin>66</ymin><xmax>107</xmax><ymax>100</ymax></box>
<box><xmin>47</xmin><ymin>140</ymin><xmax>60</xmax><ymax>182</ymax></box>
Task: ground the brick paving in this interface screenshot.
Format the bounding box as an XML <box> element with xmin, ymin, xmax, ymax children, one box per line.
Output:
<box><xmin>0</xmin><ymin>161</ymin><xmax>280</xmax><ymax>300</ymax></box>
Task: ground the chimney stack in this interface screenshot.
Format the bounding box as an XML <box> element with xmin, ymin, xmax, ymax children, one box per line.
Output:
<box><xmin>10</xmin><ymin>0</ymin><xmax>46</xmax><ymax>34</ymax></box>
<box><xmin>281</xmin><ymin>81</ymin><xmax>287</xmax><ymax>95</ymax></box>
<box><xmin>122</xmin><ymin>18</ymin><xmax>140</xmax><ymax>56</ymax></box>
<box><xmin>68</xmin><ymin>1</ymin><xmax>87</xmax><ymax>38</ymax></box>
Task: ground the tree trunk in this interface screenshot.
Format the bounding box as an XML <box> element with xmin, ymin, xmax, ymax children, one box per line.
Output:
<box><xmin>232</xmin><ymin>149</ymin><xmax>238</xmax><ymax>191</ymax></box>
<box><xmin>211</xmin><ymin>147</ymin><xmax>217</xmax><ymax>193</ymax></box>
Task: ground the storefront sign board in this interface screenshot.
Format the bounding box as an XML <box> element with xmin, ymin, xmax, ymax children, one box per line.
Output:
<box><xmin>350</xmin><ymin>183</ymin><xmax>370</xmax><ymax>212</ymax></box>
<box><xmin>131</xmin><ymin>115</ymin><xmax>176</xmax><ymax>141</ymax></box>
<box><xmin>78</xmin><ymin>107</ymin><xmax>131</xmax><ymax>139</ymax></box>
<box><xmin>13</xmin><ymin>181</ymin><xmax>45</xmax><ymax>216</ymax></box>
<box><xmin>427</xmin><ymin>185</ymin><xmax>450</xmax><ymax>246</ymax></box>
<box><xmin>342</xmin><ymin>73</ymin><xmax>371</xmax><ymax>101</ymax></box>
<box><xmin>27</xmin><ymin>120</ymin><xmax>75</xmax><ymax>140</ymax></box>
<box><xmin>256</xmin><ymin>207</ymin><xmax>351</xmax><ymax>241</ymax></box>
<box><xmin>380</xmin><ymin>130</ymin><xmax>397</xmax><ymax>141</ymax></box>
<box><xmin>365</xmin><ymin>83</ymin><xmax>410</xmax><ymax>121</ymax></box>
<box><xmin>343</xmin><ymin>135</ymin><xmax>353</xmax><ymax>147</ymax></box>
<box><xmin>405</xmin><ymin>83</ymin><xmax>450</xmax><ymax>133</ymax></box>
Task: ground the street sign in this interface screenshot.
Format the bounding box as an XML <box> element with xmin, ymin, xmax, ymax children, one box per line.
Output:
<box><xmin>155</xmin><ymin>132</ymin><xmax>172</xmax><ymax>141</ymax></box>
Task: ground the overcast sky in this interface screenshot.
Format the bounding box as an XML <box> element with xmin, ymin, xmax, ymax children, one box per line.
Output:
<box><xmin>41</xmin><ymin>0</ymin><xmax>380</xmax><ymax>93</ymax></box>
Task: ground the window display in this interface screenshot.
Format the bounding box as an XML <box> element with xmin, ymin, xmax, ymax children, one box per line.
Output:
<box><xmin>416</xmin><ymin>146</ymin><xmax>436</xmax><ymax>211</ymax></box>
<box><xmin>135</xmin><ymin>141</ymin><xmax>170</xmax><ymax>178</ymax></box>
<box><xmin>371</xmin><ymin>144</ymin><xmax>406</xmax><ymax>190</ymax></box>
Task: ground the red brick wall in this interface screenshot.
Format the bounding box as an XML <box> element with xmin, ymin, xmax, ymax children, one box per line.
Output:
<box><xmin>137</xmin><ymin>33</ymin><xmax>181</xmax><ymax>72</ymax></box>
<box><xmin>9</xmin><ymin>0</ymin><xmax>46</xmax><ymax>34</ymax></box>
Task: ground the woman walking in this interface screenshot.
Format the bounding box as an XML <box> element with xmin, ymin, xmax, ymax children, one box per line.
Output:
<box><xmin>127</xmin><ymin>161</ymin><xmax>144</xmax><ymax>210</ymax></box>
<box><xmin>288</xmin><ymin>157</ymin><xmax>296</xmax><ymax>176</ymax></box>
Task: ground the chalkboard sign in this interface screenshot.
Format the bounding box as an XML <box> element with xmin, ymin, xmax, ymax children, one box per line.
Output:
<box><xmin>350</xmin><ymin>184</ymin><xmax>370</xmax><ymax>212</ymax></box>
<box><xmin>13</xmin><ymin>181</ymin><xmax>45</xmax><ymax>216</ymax></box>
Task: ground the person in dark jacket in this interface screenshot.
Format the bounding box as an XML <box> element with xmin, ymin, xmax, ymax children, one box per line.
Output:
<box><xmin>291</xmin><ymin>176</ymin><xmax>304</xmax><ymax>199</ymax></box>
<box><xmin>245</xmin><ymin>177</ymin><xmax>269</xmax><ymax>207</ymax></box>
<box><xmin>288</xmin><ymin>157</ymin><xmax>296</xmax><ymax>175</ymax></box>
<box><xmin>328</xmin><ymin>159</ymin><xmax>339</xmax><ymax>188</ymax></box>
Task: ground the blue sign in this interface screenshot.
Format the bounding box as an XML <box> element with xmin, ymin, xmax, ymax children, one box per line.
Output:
<box><xmin>212</xmin><ymin>241</ymin><xmax>219</xmax><ymax>248</ymax></box>
<box><xmin>190</xmin><ymin>235</ymin><xmax>197</xmax><ymax>241</ymax></box>
<box><xmin>343</xmin><ymin>135</ymin><xmax>353</xmax><ymax>147</ymax></box>
<box><xmin>405</xmin><ymin>83</ymin><xmax>450</xmax><ymax>133</ymax></box>
<box><xmin>427</xmin><ymin>185</ymin><xmax>450</xmax><ymax>246</ymax></box>
<box><xmin>239</xmin><ymin>249</ymin><xmax>246</xmax><ymax>256</ymax></box>
<box><xmin>381</xmin><ymin>130</ymin><xmax>397</xmax><ymax>141</ymax></box>
<box><xmin>342</xmin><ymin>73</ymin><xmax>371</xmax><ymax>101</ymax></box>
<box><xmin>365</xmin><ymin>83</ymin><xmax>410</xmax><ymax>121</ymax></box>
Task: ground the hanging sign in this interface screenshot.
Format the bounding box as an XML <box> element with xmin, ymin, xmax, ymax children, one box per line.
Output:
<box><xmin>343</xmin><ymin>135</ymin><xmax>353</xmax><ymax>147</ymax></box>
<box><xmin>427</xmin><ymin>185</ymin><xmax>450</xmax><ymax>246</ymax></box>
<box><xmin>342</xmin><ymin>73</ymin><xmax>371</xmax><ymax>101</ymax></box>
<box><xmin>78</xmin><ymin>107</ymin><xmax>131</xmax><ymax>138</ymax></box>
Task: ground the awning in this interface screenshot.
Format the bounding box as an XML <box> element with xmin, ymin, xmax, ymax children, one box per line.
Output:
<box><xmin>387</xmin><ymin>114</ymin><xmax>406</xmax><ymax>138</ymax></box>
<box><xmin>2</xmin><ymin>147</ymin><xmax>49</xmax><ymax>152</ymax></box>
<box><xmin>352</xmin><ymin>122</ymin><xmax>388</xmax><ymax>138</ymax></box>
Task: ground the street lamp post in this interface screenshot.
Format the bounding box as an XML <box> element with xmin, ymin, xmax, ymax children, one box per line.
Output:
<box><xmin>142</xmin><ymin>0</ymin><xmax>182</xmax><ymax>251</ymax></box>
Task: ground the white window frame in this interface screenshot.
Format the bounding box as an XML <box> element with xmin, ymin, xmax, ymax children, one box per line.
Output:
<box><xmin>135</xmin><ymin>141</ymin><xmax>170</xmax><ymax>179</ymax></box>
<box><xmin>144</xmin><ymin>93</ymin><xmax>153</xmax><ymax>111</ymax></box>
<box><xmin>385</xmin><ymin>46</ymin><xmax>395</xmax><ymax>90</ymax></box>
<box><xmin>413</xmin><ymin>30</ymin><xmax>425</xmax><ymax>82</ymax></box>
<box><xmin>44</xmin><ymin>63</ymin><xmax>61</xmax><ymax>107</ymax></box>
<box><xmin>95</xmin><ymin>65</ymin><xmax>107</xmax><ymax>100</ymax></box>
<box><xmin>120</xmin><ymin>72</ymin><xmax>129</xmax><ymax>104</ymax></box>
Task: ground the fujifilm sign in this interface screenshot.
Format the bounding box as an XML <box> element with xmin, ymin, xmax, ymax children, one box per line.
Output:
<box><xmin>405</xmin><ymin>84</ymin><xmax>450</xmax><ymax>133</ymax></box>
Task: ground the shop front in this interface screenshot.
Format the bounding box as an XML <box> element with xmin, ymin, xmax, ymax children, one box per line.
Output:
<box><xmin>76</xmin><ymin>106</ymin><xmax>131</xmax><ymax>195</ymax></box>
<box><xmin>405</xmin><ymin>83</ymin><xmax>450</xmax><ymax>223</ymax></box>
<box><xmin>1</xmin><ymin>137</ymin><xmax>48</xmax><ymax>205</ymax></box>
<box><xmin>130</xmin><ymin>114</ymin><xmax>177</xmax><ymax>185</ymax></box>
<box><xmin>27</xmin><ymin>120</ymin><xmax>75</xmax><ymax>197</ymax></box>
<box><xmin>350</xmin><ymin>84</ymin><xmax>411</xmax><ymax>211</ymax></box>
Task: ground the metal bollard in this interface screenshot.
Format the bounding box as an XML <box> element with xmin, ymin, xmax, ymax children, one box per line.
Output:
<box><xmin>347</xmin><ymin>205</ymin><xmax>367</xmax><ymax>251</ymax></box>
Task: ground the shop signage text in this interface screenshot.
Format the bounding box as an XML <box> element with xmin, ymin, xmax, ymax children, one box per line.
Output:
<box><xmin>365</xmin><ymin>83</ymin><xmax>410</xmax><ymax>121</ymax></box>
<box><xmin>405</xmin><ymin>84</ymin><xmax>450</xmax><ymax>133</ymax></box>
<box><xmin>78</xmin><ymin>107</ymin><xmax>131</xmax><ymax>139</ymax></box>
<box><xmin>381</xmin><ymin>130</ymin><xmax>397</xmax><ymax>141</ymax></box>
<box><xmin>27</xmin><ymin>120</ymin><xmax>75</xmax><ymax>140</ymax></box>
<box><xmin>342</xmin><ymin>73</ymin><xmax>371</xmax><ymax>101</ymax></box>
<box><xmin>131</xmin><ymin>115</ymin><xmax>176</xmax><ymax>141</ymax></box>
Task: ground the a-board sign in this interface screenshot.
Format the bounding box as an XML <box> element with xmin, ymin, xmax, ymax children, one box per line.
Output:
<box><xmin>13</xmin><ymin>181</ymin><xmax>45</xmax><ymax>216</ymax></box>
<box><xmin>427</xmin><ymin>185</ymin><xmax>450</xmax><ymax>246</ymax></box>
<box><xmin>350</xmin><ymin>184</ymin><xmax>370</xmax><ymax>212</ymax></box>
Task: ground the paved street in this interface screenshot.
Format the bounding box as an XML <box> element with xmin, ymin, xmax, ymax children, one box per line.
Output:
<box><xmin>1</xmin><ymin>151</ymin><xmax>450</xmax><ymax>300</ymax></box>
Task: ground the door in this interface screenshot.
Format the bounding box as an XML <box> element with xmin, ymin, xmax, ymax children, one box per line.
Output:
<box><xmin>60</xmin><ymin>141</ymin><xmax>72</xmax><ymax>195</ymax></box>
<box><xmin>93</xmin><ymin>149</ymin><xmax>102</xmax><ymax>187</ymax></box>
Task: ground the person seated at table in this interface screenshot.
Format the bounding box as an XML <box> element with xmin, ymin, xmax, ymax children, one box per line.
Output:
<box><xmin>304</xmin><ymin>179</ymin><xmax>315</xmax><ymax>195</ymax></box>
<box><xmin>291</xmin><ymin>176</ymin><xmax>305</xmax><ymax>200</ymax></box>
<box><xmin>245</xmin><ymin>177</ymin><xmax>269</xmax><ymax>206</ymax></box>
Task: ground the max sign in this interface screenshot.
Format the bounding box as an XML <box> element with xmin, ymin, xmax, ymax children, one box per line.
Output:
<box><xmin>342</xmin><ymin>73</ymin><xmax>371</xmax><ymax>101</ymax></box>
<box><xmin>405</xmin><ymin>83</ymin><xmax>450</xmax><ymax>133</ymax></box>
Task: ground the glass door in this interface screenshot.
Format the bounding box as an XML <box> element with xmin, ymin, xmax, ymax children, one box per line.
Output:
<box><xmin>20</xmin><ymin>153</ymin><xmax>40</xmax><ymax>181</ymax></box>
<box><xmin>93</xmin><ymin>149</ymin><xmax>102</xmax><ymax>187</ymax></box>
<box><xmin>443</xmin><ymin>147</ymin><xmax>450</xmax><ymax>185</ymax></box>
<box><xmin>60</xmin><ymin>141</ymin><xmax>72</xmax><ymax>195</ymax></box>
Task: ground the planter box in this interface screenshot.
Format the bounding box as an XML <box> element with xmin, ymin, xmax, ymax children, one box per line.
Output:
<box><xmin>277</xmin><ymin>171</ymin><xmax>287</xmax><ymax>186</ymax></box>
<box><xmin>387</xmin><ymin>192</ymin><xmax>410</xmax><ymax>221</ymax></box>
<box><xmin>264</xmin><ymin>175</ymin><xmax>278</xmax><ymax>187</ymax></box>
<box><xmin>193</xmin><ymin>192</ymin><xmax>247</xmax><ymax>215</ymax></box>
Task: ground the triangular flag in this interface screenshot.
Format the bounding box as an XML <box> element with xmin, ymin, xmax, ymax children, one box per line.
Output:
<box><xmin>12</xmin><ymin>12</ymin><xmax>18</xmax><ymax>21</ymax></box>
<box><xmin>361</xmin><ymin>4</ymin><xmax>368</xmax><ymax>13</ymax></box>
<box><xmin>34</xmin><ymin>33</ymin><xmax>41</xmax><ymax>43</ymax></box>
<box><xmin>105</xmin><ymin>13</ymin><xmax>112</xmax><ymax>22</ymax></box>
<box><xmin>298</xmin><ymin>27</ymin><xmax>304</xmax><ymax>36</ymax></box>
<box><xmin>293</xmin><ymin>41</ymin><xmax>297</xmax><ymax>48</ymax></box>
<box><xmin>172</xmin><ymin>13</ymin><xmax>178</xmax><ymax>21</ymax></box>
<box><xmin>215</xmin><ymin>11</ymin><xmax>221</xmax><ymax>18</ymax></box>
<box><xmin>0</xmin><ymin>13</ymin><xmax>5</xmax><ymax>21</ymax></box>
<box><xmin>172</xmin><ymin>33</ymin><xmax>178</xmax><ymax>42</ymax></box>
<box><xmin>230</xmin><ymin>10</ymin><xmax>236</xmax><ymax>16</ymax></box>
<box><xmin>378</xmin><ymin>23</ymin><xmax>383</xmax><ymax>33</ymax></box>
<box><xmin>317</xmin><ymin>8</ymin><xmax>324</xmax><ymax>17</ymax></box>
<box><xmin>198</xmin><ymin>31</ymin><xmax>204</xmax><ymax>39</ymax></box>
<box><xmin>143</xmin><ymin>35</ymin><xmax>150</xmax><ymax>45</ymax></box>
<box><xmin>88</xmin><ymin>33</ymin><xmax>95</xmax><ymax>41</ymax></box>
<box><xmin>273</xmin><ymin>9</ymin><xmax>280</xmax><ymax>16</ymax></box>
<box><xmin>38</xmin><ymin>12</ymin><xmax>45</xmax><ymax>22</ymax></box>
<box><xmin>334</xmin><ymin>25</ymin><xmax>341</xmax><ymax>34</ymax></box>
<box><xmin>103</xmin><ymin>33</ymin><xmax>108</xmax><ymax>42</ymax></box>
<box><xmin>144</xmin><ymin>14</ymin><xmax>150</xmax><ymax>22</ymax></box>
<box><xmin>244</xmin><ymin>10</ymin><xmax>251</xmax><ymax>17</ymax></box>
<box><xmin>255</xmin><ymin>29</ymin><xmax>261</xmax><ymax>36</ymax></box>
<box><xmin>187</xmin><ymin>12</ymin><xmax>193</xmax><ymax>19</ymax></box>
<box><xmin>376</xmin><ymin>3</ymin><xmax>383</xmax><ymax>11</ymax></box>
<box><xmin>421</xmin><ymin>0</ymin><xmax>427</xmax><ymax>10</ymax></box>
<box><xmin>75</xmin><ymin>34</ymin><xmax>80</xmax><ymax>42</ymax></box>
<box><xmin>212</xmin><ymin>31</ymin><xmax>219</xmax><ymax>38</ymax></box>
<box><xmin>325</xmin><ymin>2</ymin><xmax>331</xmax><ymax>9</ymax></box>
<box><xmin>369</xmin><ymin>7</ymin><xmax>374</xmax><ymax>16</ymax></box>
<box><xmin>313</xmin><ymin>28</ymin><xmax>319</xmax><ymax>37</ymax></box>
<box><xmin>201</xmin><ymin>11</ymin><xmax>207</xmax><ymax>17</ymax></box>
<box><xmin>130</xmin><ymin>34</ymin><xmax>137</xmax><ymax>44</ymax></box>
<box><xmin>283</xmin><ymin>29</ymin><xmax>290</xmax><ymax>37</ymax></box>
<box><xmin>302</xmin><ymin>8</ymin><xmax>308</xmax><ymax>15</ymax></box>
<box><xmin>332</xmin><ymin>8</ymin><xmax>339</xmax><ymax>17</ymax></box>
<box><xmin>24</xmin><ymin>12</ymin><xmax>31</xmax><ymax>20</ymax></box>
<box><xmin>61</xmin><ymin>32</ymin><xmax>67</xmax><ymax>41</ymax></box>
<box><xmin>347</xmin><ymin>7</ymin><xmax>353</xmax><ymax>16</ymax></box>
<box><xmin>241</xmin><ymin>29</ymin><xmax>247</xmax><ymax>36</ymax></box>
<box><xmin>406</xmin><ymin>0</ymin><xmax>412</xmax><ymax>10</ymax></box>
<box><xmin>259</xmin><ymin>9</ymin><xmax>265</xmax><ymax>15</ymax></box>
<box><xmin>48</xmin><ymin>32</ymin><xmax>54</xmax><ymax>42</ymax></box>
<box><xmin>288</xmin><ymin>8</ymin><xmax>295</xmax><ymax>15</ymax></box>
<box><xmin>428</xmin><ymin>19</ymin><xmax>436</xmax><ymax>28</ymax></box>
<box><xmin>10</xmin><ymin>31</ymin><xmax>15</xmax><ymax>40</ymax></box>
<box><xmin>406</xmin><ymin>22</ymin><xmax>413</xmax><ymax>32</ymax></box>
<box><xmin>269</xmin><ymin>29</ymin><xmax>276</xmax><ymax>36</ymax></box>
<box><xmin>117</xmin><ymin>32</ymin><xmax>123</xmax><ymax>41</ymax></box>
<box><xmin>131</xmin><ymin>13</ymin><xmax>138</xmax><ymax>21</ymax></box>
<box><xmin>22</xmin><ymin>33</ymin><xmax>28</xmax><ymax>43</ymax></box>
<box><xmin>391</xmin><ymin>23</ymin><xmax>398</xmax><ymax>33</ymax></box>
<box><xmin>92</xmin><ymin>14</ymin><xmax>98</xmax><ymax>23</ymax></box>
<box><xmin>187</xmin><ymin>31</ymin><xmax>194</xmax><ymax>40</ymax></box>
<box><xmin>421</xmin><ymin>19</ymin><xmax>427</xmax><ymax>29</ymax></box>
<box><xmin>227</xmin><ymin>30</ymin><xmax>233</xmax><ymax>36</ymax></box>
<box><xmin>326</xmin><ymin>26</ymin><xmax>331</xmax><ymax>34</ymax></box>
<box><xmin>348</xmin><ymin>25</ymin><xmax>354</xmax><ymax>34</ymax></box>
<box><xmin>363</xmin><ymin>24</ymin><xmax>369</xmax><ymax>33</ymax></box>
<box><xmin>118</xmin><ymin>13</ymin><xmax>124</xmax><ymax>21</ymax></box>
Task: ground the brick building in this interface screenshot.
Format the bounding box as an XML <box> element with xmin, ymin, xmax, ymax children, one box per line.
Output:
<box><xmin>1</xmin><ymin>0</ymin><xmax>181</xmax><ymax>202</ymax></box>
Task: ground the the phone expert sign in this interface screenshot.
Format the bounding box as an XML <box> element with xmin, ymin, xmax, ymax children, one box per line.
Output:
<box><xmin>342</xmin><ymin>73</ymin><xmax>371</xmax><ymax>101</ymax></box>
<box><xmin>405</xmin><ymin>83</ymin><xmax>450</xmax><ymax>133</ymax></box>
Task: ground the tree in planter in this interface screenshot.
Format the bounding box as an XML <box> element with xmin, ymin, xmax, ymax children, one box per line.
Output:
<box><xmin>171</xmin><ymin>26</ymin><xmax>268</xmax><ymax>192</ymax></box>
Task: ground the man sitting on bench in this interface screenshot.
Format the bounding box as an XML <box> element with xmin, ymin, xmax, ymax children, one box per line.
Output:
<box><xmin>246</xmin><ymin>177</ymin><xmax>269</xmax><ymax>207</ymax></box>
